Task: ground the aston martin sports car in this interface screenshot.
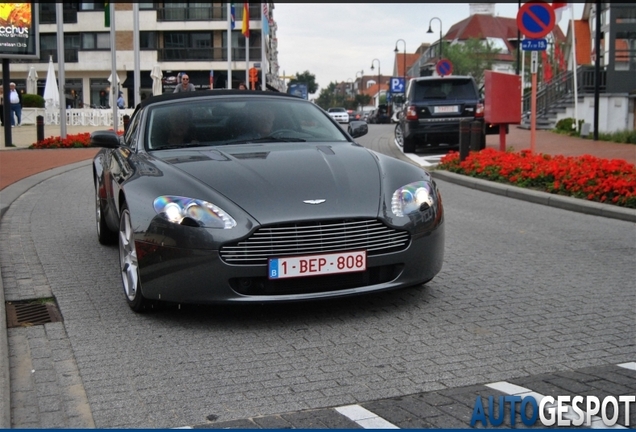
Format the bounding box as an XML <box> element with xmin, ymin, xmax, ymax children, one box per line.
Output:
<box><xmin>91</xmin><ymin>90</ymin><xmax>445</xmax><ymax>312</ymax></box>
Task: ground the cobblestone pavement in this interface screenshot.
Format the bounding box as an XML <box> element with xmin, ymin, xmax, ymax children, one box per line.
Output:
<box><xmin>0</xmin><ymin>125</ymin><xmax>634</xmax><ymax>428</ymax></box>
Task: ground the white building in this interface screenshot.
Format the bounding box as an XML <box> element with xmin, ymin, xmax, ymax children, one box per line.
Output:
<box><xmin>1</xmin><ymin>2</ymin><xmax>284</xmax><ymax>108</ymax></box>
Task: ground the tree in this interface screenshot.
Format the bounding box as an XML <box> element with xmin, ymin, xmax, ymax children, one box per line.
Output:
<box><xmin>288</xmin><ymin>71</ymin><xmax>318</xmax><ymax>95</ymax></box>
<box><xmin>443</xmin><ymin>38</ymin><xmax>502</xmax><ymax>85</ymax></box>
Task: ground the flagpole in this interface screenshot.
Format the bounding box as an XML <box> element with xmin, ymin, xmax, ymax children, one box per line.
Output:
<box><xmin>261</xmin><ymin>3</ymin><xmax>267</xmax><ymax>91</ymax></box>
<box><xmin>133</xmin><ymin>3</ymin><xmax>140</xmax><ymax>106</ymax></box>
<box><xmin>570</xmin><ymin>4</ymin><xmax>579</xmax><ymax>131</ymax></box>
<box><xmin>109</xmin><ymin>2</ymin><xmax>118</xmax><ymax>130</ymax></box>
<box><xmin>243</xmin><ymin>3</ymin><xmax>250</xmax><ymax>89</ymax></box>
<box><xmin>56</xmin><ymin>3</ymin><xmax>66</xmax><ymax>138</ymax></box>
<box><xmin>227</xmin><ymin>3</ymin><xmax>232</xmax><ymax>89</ymax></box>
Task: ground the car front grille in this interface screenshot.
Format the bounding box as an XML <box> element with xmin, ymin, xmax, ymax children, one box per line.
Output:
<box><xmin>220</xmin><ymin>219</ymin><xmax>410</xmax><ymax>265</ymax></box>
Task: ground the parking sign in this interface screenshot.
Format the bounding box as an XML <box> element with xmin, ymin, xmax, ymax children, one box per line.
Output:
<box><xmin>390</xmin><ymin>77</ymin><xmax>405</xmax><ymax>93</ymax></box>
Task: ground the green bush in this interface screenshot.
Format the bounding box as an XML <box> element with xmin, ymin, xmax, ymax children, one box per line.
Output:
<box><xmin>21</xmin><ymin>93</ymin><xmax>45</xmax><ymax>108</ymax></box>
<box><xmin>555</xmin><ymin>117</ymin><xmax>575</xmax><ymax>132</ymax></box>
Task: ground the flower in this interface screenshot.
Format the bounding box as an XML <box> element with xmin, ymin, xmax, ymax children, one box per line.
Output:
<box><xmin>29</xmin><ymin>130</ymin><xmax>124</xmax><ymax>149</ymax></box>
<box><xmin>438</xmin><ymin>149</ymin><xmax>636</xmax><ymax>208</ymax></box>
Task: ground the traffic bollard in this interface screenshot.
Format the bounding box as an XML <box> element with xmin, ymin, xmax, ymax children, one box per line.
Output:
<box><xmin>459</xmin><ymin>119</ymin><xmax>471</xmax><ymax>162</ymax></box>
<box><xmin>36</xmin><ymin>115</ymin><xmax>44</xmax><ymax>143</ymax></box>
<box><xmin>470</xmin><ymin>121</ymin><xmax>482</xmax><ymax>152</ymax></box>
<box><xmin>123</xmin><ymin>115</ymin><xmax>130</xmax><ymax>134</ymax></box>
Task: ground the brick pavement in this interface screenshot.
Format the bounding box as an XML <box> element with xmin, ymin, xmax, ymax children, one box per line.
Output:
<box><xmin>0</xmin><ymin>123</ymin><xmax>634</xmax><ymax>428</ymax></box>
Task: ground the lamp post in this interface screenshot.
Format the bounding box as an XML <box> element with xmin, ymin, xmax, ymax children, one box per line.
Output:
<box><xmin>394</xmin><ymin>38</ymin><xmax>406</xmax><ymax>90</ymax></box>
<box><xmin>355</xmin><ymin>69</ymin><xmax>363</xmax><ymax>95</ymax></box>
<box><xmin>427</xmin><ymin>17</ymin><xmax>443</xmax><ymax>60</ymax></box>
<box><xmin>370</xmin><ymin>58</ymin><xmax>381</xmax><ymax>107</ymax></box>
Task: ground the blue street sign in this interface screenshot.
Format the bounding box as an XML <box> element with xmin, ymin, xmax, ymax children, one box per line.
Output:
<box><xmin>521</xmin><ymin>38</ymin><xmax>548</xmax><ymax>51</ymax></box>
<box><xmin>390</xmin><ymin>77</ymin><xmax>405</xmax><ymax>93</ymax></box>
<box><xmin>436</xmin><ymin>59</ymin><xmax>453</xmax><ymax>77</ymax></box>
<box><xmin>517</xmin><ymin>1</ymin><xmax>555</xmax><ymax>39</ymax></box>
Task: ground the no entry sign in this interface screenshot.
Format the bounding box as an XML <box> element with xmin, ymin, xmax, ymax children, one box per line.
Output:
<box><xmin>436</xmin><ymin>59</ymin><xmax>453</xmax><ymax>77</ymax></box>
<box><xmin>517</xmin><ymin>1</ymin><xmax>555</xmax><ymax>39</ymax></box>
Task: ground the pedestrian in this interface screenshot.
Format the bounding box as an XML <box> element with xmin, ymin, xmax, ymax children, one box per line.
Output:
<box><xmin>8</xmin><ymin>82</ymin><xmax>22</xmax><ymax>127</ymax></box>
<box><xmin>117</xmin><ymin>91</ymin><xmax>125</xmax><ymax>109</ymax></box>
<box><xmin>238</xmin><ymin>82</ymin><xmax>247</xmax><ymax>90</ymax></box>
<box><xmin>173</xmin><ymin>74</ymin><xmax>195</xmax><ymax>93</ymax></box>
<box><xmin>0</xmin><ymin>85</ymin><xmax>4</xmax><ymax>127</ymax></box>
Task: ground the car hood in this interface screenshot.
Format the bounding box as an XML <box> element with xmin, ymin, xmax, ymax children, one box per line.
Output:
<box><xmin>154</xmin><ymin>143</ymin><xmax>382</xmax><ymax>225</ymax></box>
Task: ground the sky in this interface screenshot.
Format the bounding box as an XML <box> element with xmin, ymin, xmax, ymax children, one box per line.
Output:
<box><xmin>273</xmin><ymin>3</ymin><xmax>584</xmax><ymax>93</ymax></box>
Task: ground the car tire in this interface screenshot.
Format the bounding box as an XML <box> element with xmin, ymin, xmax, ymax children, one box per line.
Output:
<box><xmin>403</xmin><ymin>136</ymin><xmax>416</xmax><ymax>153</ymax></box>
<box><xmin>95</xmin><ymin>178</ymin><xmax>117</xmax><ymax>245</ymax></box>
<box><xmin>394</xmin><ymin>124</ymin><xmax>404</xmax><ymax>147</ymax></box>
<box><xmin>119</xmin><ymin>202</ymin><xmax>153</xmax><ymax>312</ymax></box>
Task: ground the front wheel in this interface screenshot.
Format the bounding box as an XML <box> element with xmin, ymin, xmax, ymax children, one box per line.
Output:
<box><xmin>95</xmin><ymin>178</ymin><xmax>117</xmax><ymax>245</ymax></box>
<box><xmin>394</xmin><ymin>124</ymin><xmax>404</xmax><ymax>147</ymax></box>
<box><xmin>119</xmin><ymin>203</ymin><xmax>153</xmax><ymax>312</ymax></box>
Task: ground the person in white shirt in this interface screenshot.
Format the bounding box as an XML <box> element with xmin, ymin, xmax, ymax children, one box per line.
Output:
<box><xmin>8</xmin><ymin>82</ymin><xmax>22</xmax><ymax>127</ymax></box>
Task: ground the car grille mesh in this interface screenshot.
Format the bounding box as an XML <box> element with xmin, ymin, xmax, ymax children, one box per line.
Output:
<box><xmin>220</xmin><ymin>220</ymin><xmax>410</xmax><ymax>265</ymax></box>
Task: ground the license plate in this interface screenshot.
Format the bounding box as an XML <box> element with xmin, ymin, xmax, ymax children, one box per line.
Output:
<box><xmin>268</xmin><ymin>250</ymin><xmax>367</xmax><ymax>280</ymax></box>
<box><xmin>435</xmin><ymin>105</ymin><xmax>458</xmax><ymax>113</ymax></box>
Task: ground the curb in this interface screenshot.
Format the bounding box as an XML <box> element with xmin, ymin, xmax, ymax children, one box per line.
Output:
<box><xmin>430</xmin><ymin>170</ymin><xmax>636</xmax><ymax>223</ymax></box>
<box><xmin>0</xmin><ymin>159</ymin><xmax>93</xmax><ymax>429</ymax></box>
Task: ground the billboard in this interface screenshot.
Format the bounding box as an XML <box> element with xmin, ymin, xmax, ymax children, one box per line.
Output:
<box><xmin>287</xmin><ymin>83</ymin><xmax>308</xmax><ymax>100</ymax></box>
<box><xmin>0</xmin><ymin>3</ymin><xmax>39</xmax><ymax>59</ymax></box>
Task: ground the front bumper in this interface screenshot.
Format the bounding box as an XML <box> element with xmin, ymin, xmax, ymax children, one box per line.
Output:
<box><xmin>135</xmin><ymin>221</ymin><xmax>445</xmax><ymax>304</ymax></box>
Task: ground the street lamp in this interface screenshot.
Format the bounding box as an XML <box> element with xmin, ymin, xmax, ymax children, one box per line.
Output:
<box><xmin>355</xmin><ymin>69</ymin><xmax>363</xmax><ymax>95</ymax></box>
<box><xmin>427</xmin><ymin>17</ymin><xmax>443</xmax><ymax>60</ymax></box>
<box><xmin>394</xmin><ymin>38</ymin><xmax>407</xmax><ymax>90</ymax></box>
<box><xmin>370</xmin><ymin>58</ymin><xmax>380</xmax><ymax>107</ymax></box>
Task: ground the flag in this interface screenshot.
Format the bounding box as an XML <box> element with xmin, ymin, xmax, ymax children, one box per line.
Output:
<box><xmin>104</xmin><ymin>1</ymin><xmax>110</xmax><ymax>27</ymax></box>
<box><xmin>230</xmin><ymin>3</ymin><xmax>235</xmax><ymax>30</ymax></box>
<box><xmin>262</xmin><ymin>3</ymin><xmax>269</xmax><ymax>36</ymax></box>
<box><xmin>241</xmin><ymin>2</ymin><xmax>249</xmax><ymax>37</ymax></box>
<box><xmin>542</xmin><ymin>50</ymin><xmax>553</xmax><ymax>83</ymax></box>
<box><xmin>552</xmin><ymin>2</ymin><xmax>568</xmax><ymax>23</ymax></box>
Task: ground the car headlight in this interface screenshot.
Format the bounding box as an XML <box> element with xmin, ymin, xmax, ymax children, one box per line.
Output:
<box><xmin>391</xmin><ymin>181</ymin><xmax>435</xmax><ymax>217</ymax></box>
<box><xmin>153</xmin><ymin>196</ymin><xmax>236</xmax><ymax>229</ymax></box>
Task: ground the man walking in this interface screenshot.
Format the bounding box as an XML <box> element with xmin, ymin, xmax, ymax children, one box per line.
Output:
<box><xmin>173</xmin><ymin>74</ymin><xmax>195</xmax><ymax>93</ymax></box>
<box><xmin>8</xmin><ymin>82</ymin><xmax>22</xmax><ymax>127</ymax></box>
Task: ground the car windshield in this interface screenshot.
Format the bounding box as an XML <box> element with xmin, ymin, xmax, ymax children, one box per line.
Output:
<box><xmin>413</xmin><ymin>79</ymin><xmax>478</xmax><ymax>101</ymax></box>
<box><xmin>329</xmin><ymin>108</ymin><xmax>346</xmax><ymax>113</ymax></box>
<box><xmin>145</xmin><ymin>97</ymin><xmax>349</xmax><ymax>150</ymax></box>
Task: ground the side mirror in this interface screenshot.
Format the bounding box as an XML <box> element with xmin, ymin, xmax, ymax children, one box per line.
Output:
<box><xmin>348</xmin><ymin>120</ymin><xmax>368</xmax><ymax>138</ymax></box>
<box><xmin>90</xmin><ymin>130</ymin><xmax>121</xmax><ymax>148</ymax></box>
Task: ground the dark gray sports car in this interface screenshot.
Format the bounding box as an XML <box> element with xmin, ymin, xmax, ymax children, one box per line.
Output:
<box><xmin>92</xmin><ymin>90</ymin><xmax>444</xmax><ymax>312</ymax></box>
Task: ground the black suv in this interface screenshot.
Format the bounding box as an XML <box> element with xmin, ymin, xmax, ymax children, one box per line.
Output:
<box><xmin>395</xmin><ymin>76</ymin><xmax>486</xmax><ymax>153</ymax></box>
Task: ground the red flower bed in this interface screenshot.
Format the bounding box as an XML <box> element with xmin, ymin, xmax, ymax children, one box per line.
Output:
<box><xmin>438</xmin><ymin>148</ymin><xmax>636</xmax><ymax>208</ymax></box>
<box><xmin>29</xmin><ymin>131</ymin><xmax>123</xmax><ymax>149</ymax></box>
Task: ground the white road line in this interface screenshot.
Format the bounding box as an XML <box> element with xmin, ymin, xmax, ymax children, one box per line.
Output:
<box><xmin>617</xmin><ymin>362</ymin><xmax>636</xmax><ymax>371</ymax></box>
<box><xmin>335</xmin><ymin>404</ymin><xmax>400</xmax><ymax>429</ymax></box>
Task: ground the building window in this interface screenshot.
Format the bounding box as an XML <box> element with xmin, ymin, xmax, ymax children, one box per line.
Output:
<box><xmin>161</xmin><ymin>32</ymin><xmax>213</xmax><ymax>60</ymax></box>
<box><xmin>139</xmin><ymin>2</ymin><xmax>156</xmax><ymax>10</ymax></box>
<box><xmin>82</xmin><ymin>33</ymin><xmax>110</xmax><ymax>50</ymax></box>
<box><xmin>80</xmin><ymin>2</ymin><xmax>106</xmax><ymax>11</ymax></box>
<box><xmin>615</xmin><ymin>31</ymin><xmax>636</xmax><ymax>71</ymax></box>
<box><xmin>140</xmin><ymin>32</ymin><xmax>157</xmax><ymax>50</ymax></box>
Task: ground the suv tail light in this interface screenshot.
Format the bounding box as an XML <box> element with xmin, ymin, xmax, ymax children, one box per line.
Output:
<box><xmin>475</xmin><ymin>103</ymin><xmax>484</xmax><ymax>118</ymax></box>
<box><xmin>406</xmin><ymin>105</ymin><xmax>418</xmax><ymax>121</ymax></box>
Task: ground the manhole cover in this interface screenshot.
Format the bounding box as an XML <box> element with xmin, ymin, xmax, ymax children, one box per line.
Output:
<box><xmin>5</xmin><ymin>300</ymin><xmax>63</xmax><ymax>328</ymax></box>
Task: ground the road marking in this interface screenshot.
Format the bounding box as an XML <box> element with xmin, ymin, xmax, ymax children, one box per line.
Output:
<box><xmin>486</xmin><ymin>379</ymin><xmax>627</xmax><ymax>429</ymax></box>
<box><xmin>393</xmin><ymin>136</ymin><xmax>446</xmax><ymax>168</ymax></box>
<box><xmin>617</xmin><ymin>362</ymin><xmax>636</xmax><ymax>370</ymax></box>
<box><xmin>335</xmin><ymin>404</ymin><xmax>400</xmax><ymax>429</ymax></box>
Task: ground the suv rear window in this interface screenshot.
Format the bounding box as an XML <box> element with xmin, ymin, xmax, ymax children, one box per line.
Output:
<box><xmin>413</xmin><ymin>78</ymin><xmax>478</xmax><ymax>101</ymax></box>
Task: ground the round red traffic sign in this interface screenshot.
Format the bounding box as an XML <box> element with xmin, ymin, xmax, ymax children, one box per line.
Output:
<box><xmin>436</xmin><ymin>59</ymin><xmax>453</xmax><ymax>77</ymax></box>
<box><xmin>516</xmin><ymin>1</ymin><xmax>555</xmax><ymax>39</ymax></box>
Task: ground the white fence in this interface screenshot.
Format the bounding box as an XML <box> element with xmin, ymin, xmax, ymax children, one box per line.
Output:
<box><xmin>20</xmin><ymin>108</ymin><xmax>136</xmax><ymax>128</ymax></box>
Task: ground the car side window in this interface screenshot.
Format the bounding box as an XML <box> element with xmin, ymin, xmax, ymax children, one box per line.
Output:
<box><xmin>123</xmin><ymin>111</ymin><xmax>142</xmax><ymax>149</ymax></box>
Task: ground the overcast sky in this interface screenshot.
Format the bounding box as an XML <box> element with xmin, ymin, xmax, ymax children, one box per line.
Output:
<box><xmin>273</xmin><ymin>3</ymin><xmax>584</xmax><ymax>93</ymax></box>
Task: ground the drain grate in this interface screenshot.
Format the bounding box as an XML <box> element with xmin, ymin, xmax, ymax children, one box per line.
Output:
<box><xmin>5</xmin><ymin>300</ymin><xmax>63</xmax><ymax>328</ymax></box>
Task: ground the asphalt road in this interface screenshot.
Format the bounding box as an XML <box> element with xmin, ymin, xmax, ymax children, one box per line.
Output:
<box><xmin>2</xmin><ymin>124</ymin><xmax>634</xmax><ymax>428</ymax></box>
